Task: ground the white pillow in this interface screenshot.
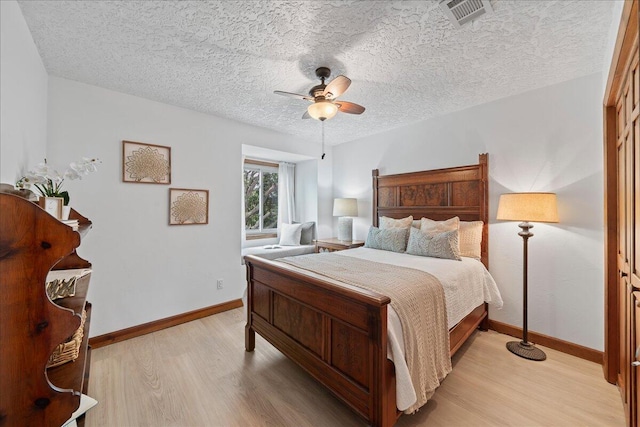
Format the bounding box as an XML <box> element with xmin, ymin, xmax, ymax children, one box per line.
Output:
<box><xmin>459</xmin><ymin>221</ymin><xmax>483</xmax><ymax>259</ymax></box>
<box><xmin>279</xmin><ymin>223</ymin><xmax>302</xmax><ymax>246</ymax></box>
<box><xmin>420</xmin><ymin>216</ymin><xmax>460</xmax><ymax>236</ymax></box>
<box><xmin>380</xmin><ymin>215</ymin><xmax>413</xmax><ymax>229</ymax></box>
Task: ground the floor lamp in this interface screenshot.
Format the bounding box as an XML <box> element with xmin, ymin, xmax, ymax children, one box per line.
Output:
<box><xmin>496</xmin><ymin>192</ymin><xmax>559</xmax><ymax>361</ymax></box>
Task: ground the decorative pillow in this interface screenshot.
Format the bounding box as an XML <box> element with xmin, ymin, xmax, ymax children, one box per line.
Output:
<box><xmin>364</xmin><ymin>226</ymin><xmax>408</xmax><ymax>253</ymax></box>
<box><xmin>459</xmin><ymin>221</ymin><xmax>483</xmax><ymax>259</ymax></box>
<box><xmin>380</xmin><ymin>215</ymin><xmax>413</xmax><ymax>230</ymax></box>
<box><xmin>279</xmin><ymin>223</ymin><xmax>302</xmax><ymax>246</ymax></box>
<box><xmin>411</xmin><ymin>219</ymin><xmax>422</xmax><ymax>228</ymax></box>
<box><xmin>420</xmin><ymin>216</ymin><xmax>460</xmax><ymax>236</ymax></box>
<box><xmin>406</xmin><ymin>227</ymin><xmax>461</xmax><ymax>261</ymax></box>
<box><xmin>293</xmin><ymin>221</ymin><xmax>316</xmax><ymax>245</ymax></box>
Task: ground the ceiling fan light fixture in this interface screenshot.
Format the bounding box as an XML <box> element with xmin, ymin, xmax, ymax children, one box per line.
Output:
<box><xmin>307</xmin><ymin>101</ymin><xmax>338</xmax><ymax>121</ymax></box>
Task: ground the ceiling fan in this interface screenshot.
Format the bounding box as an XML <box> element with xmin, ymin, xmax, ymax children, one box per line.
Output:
<box><xmin>274</xmin><ymin>67</ymin><xmax>365</xmax><ymax>121</ymax></box>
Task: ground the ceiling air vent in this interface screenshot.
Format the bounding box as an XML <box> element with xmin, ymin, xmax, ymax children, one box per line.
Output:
<box><xmin>439</xmin><ymin>0</ymin><xmax>493</xmax><ymax>28</ymax></box>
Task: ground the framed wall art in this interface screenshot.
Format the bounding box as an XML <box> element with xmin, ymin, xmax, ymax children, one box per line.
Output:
<box><xmin>122</xmin><ymin>140</ymin><xmax>171</xmax><ymax>184</ymax></box>
<box><xmin>169</xmin><ymin>188</ymin><xmax>209</xmax><ymax>225</ymax></box>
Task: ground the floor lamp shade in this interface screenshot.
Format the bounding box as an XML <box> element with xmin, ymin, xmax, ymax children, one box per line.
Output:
<box><xmin>333</xmin><ymin>198</ymin><xmax>358</xmax><ymax>241</ymax></box>
<box><xmin>497</xmin><ymin>192</ymin><xmax>558</xmax><ymax>361</ymax></box>
<box><xmin>496</xmin><ymin>193</ymin><xmax>559</xmax><ymax>223</ymax></box>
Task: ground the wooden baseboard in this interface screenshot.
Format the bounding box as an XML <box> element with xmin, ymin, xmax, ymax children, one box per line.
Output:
<box><xmin>488</xmin><ymin>320</ymin><xmax>603</xmax><ymax>364</ymax></box>
<box><xmin>89</xmin><ymin>299</ymin><xmax>243</xmax><ymax>349</ymax></box>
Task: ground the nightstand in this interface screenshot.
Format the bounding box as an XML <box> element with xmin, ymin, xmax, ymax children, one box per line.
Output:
<box><xmin>314</xmin><ymin>238</ymin><xmax>365</xmax><ymax>253</ymax></box>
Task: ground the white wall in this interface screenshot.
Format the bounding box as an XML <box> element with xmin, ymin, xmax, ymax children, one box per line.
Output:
<box><xmin>316</xmin><ymin>151</ymin><xmax>334</xmax><ymax>239</ymax></box>
<box><xmin>47</xmin><ymin>77</ymin><xmax>332</xmax><ymax>337</ymax></box>
<box><xmin>0</xmin><ymin>0</ymin><xmax>48</xmax><ymax>183</ymax></box>
<box><xmin>601</xmin><ymin>0</ymin><xmax>626</xmax><ymax>96</ymax></box>
<box><xmin>332</xmin><ymin>73</ymin><xmax>605</xmax><ymax>351</ymax></box>
<box><xmin>295</xmin><ymin>159</ymin><xmax>318</xmax><ymax>224</ymax></box>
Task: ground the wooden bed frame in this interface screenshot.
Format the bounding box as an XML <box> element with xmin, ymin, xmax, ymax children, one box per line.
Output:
<box><xmin>245</xmin><ymin>154</ymin><xmax>489</xmax><ymax>427</ymax></box>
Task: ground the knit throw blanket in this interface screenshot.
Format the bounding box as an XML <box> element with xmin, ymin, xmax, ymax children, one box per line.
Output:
<box><xmin>278</xmin><ymin>253</ymin><xmax>452</xmax><ymax>413</ymax></box>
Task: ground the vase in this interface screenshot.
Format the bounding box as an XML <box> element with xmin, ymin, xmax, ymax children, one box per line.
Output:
<box><xmin>61</xmin><ymin>206</ymin><xmax>71</xmax><ymax>221</ymax></box>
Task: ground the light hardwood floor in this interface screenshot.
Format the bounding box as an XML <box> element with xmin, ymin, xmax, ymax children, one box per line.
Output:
<box><xmin>87</xmin><ymin>308</ymin><xmax>624</xmax><ymax>426</ymax></box>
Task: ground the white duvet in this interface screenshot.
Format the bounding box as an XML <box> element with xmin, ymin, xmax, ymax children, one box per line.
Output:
<box><xmin>334</xmin><ymin>247</ymin><xmax>503</xmax><ymax>412</ymax></box>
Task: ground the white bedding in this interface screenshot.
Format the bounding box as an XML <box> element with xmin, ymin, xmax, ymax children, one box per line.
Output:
<box><xmin>334</xmin><ymin>247</ymin><xmax>503</xmax><ymax>412</ymax></box>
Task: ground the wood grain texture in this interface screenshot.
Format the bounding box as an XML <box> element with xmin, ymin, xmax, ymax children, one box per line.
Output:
<box><xmin>604</xmin><ymin>0</ymin><xmax>638</xmax><ymax>106</ymax></box>
<box><xmin>272</xmin><ymin>293</ymin><xmax>324</xmax><ymax>356</ymax></box>
<box><xmin>605</xmin><ymin>103</ymin><xmax>620</xmax><ymax>384</ymax></box>
<box><xmin>314</xmin><ymin>238</ymin><xmax>365</xmax><ymax>253</ymax></box>
<box><xmin>372</xmin><ymin>153</ymin><xmax>489</xmax><ymax>267</ymax></box>
<box><xmin>88</xmin><ymin>299</ymin><xmax>242</xmax><ymax>349</ymax></box>
<box><xmin>85</xmin><ymin>308</ymin><xmax>624</xmax><ymax>427</ymax></box>
<box><xmin>603</xmin><ymin>3</ymin><xmax>639</xmax><ymax>423</ymax></box>
<box><xmin>399</xmin><ymin>184</ymin><xmax>446</xmax><ymax>207</ymax></box>
<box><xmin>0</xmin><ymin>194</ymin><xmax>89</xmax><ymax>427</ymax></box>
<box><xmin>331</xmin><ymin>321</ymin><xmax>369</xmax><ymax>387</ymax></box>
<box><xmin>487</xmin><ymin>319</ymin><xmax>603</xmax><ymax>364</ymax></box>
<box><xmin>246</xmin><ymin>256</ymin><xmax>392</xmax><ymax>424</ymax></box>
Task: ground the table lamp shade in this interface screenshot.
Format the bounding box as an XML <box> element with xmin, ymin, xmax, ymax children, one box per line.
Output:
<box><xmin>333</xmin><ymin>198</ymin><xmax>358</xmax><ymax>217</ymax></box>
<box><xmin>496</xmin><ymin>193</ymin><xmax>559</xmax><ymax>223</ymax></box>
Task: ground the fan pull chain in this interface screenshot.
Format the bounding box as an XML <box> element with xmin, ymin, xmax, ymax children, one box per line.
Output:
<box><xmin>321</xmin><ymin>120</ymin><xmax>326</xmax><ymax>160</ymax></box>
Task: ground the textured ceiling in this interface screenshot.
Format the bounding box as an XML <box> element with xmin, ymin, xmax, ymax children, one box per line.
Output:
<box><xmin>18</xmin><ymin>0</ymin><xmax>616</xmax><ymax>145</ymax></box>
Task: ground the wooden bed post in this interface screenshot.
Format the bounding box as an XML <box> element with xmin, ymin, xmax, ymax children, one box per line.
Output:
<box><xmin>372</xmin><ymin>169</ymin><xmax>380</xmax><ymax>227</ymax></box>
<box><xmin>479</xmin><ymin>153</ymin><xmax>489</xmax><ymax>268</ymax></box>
<box><xmin>245</xmin><ymin>264</ymin><xmax>255</xmax><ymax>352</ymax></box>
<box><xmin>371</xmin><ymin>304</ymin><xmax>389</xmax><ymax>427</ymax></box>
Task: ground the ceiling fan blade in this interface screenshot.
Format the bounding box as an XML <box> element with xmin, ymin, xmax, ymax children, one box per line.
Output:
<box><xmin>302</xmin><ymin>110</ymin><xmax>311</xmax><ymax>119</ymax></box>
<box><xmin>323</xmin><ymin>76</ymin><xmax>351</xmax><ymax>99</ymax></box>
<box><xmin>336</xmin><ymin>101</ymin><xmax>365</xmax><ymax>115</ymax></box>
<box><xmin>274</xmin><ymin>90</ymin><xmax>314</xmax><ymax>101</ymax></box>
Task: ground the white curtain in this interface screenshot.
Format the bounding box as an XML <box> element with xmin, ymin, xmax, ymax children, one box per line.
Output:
<box><xmin>241</xmin><ymin>154</ymin><xmax>246</xmax><ymax>242</ymax></box>
<box><xmin>278</xmin><ymin>162</ymin><xmax>296</xmax><ymax>228</ymax></box>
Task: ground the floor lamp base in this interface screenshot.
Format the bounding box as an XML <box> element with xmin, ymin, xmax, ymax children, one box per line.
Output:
<box><xmin>506</xmin><ymin>341</ymin><xmax>546</xmax><ymax>361</ymax></box>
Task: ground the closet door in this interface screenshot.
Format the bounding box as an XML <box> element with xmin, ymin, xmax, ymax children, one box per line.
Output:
<box><xmin>605</xmin><ymin>2</ymin><xmax>638</xmax><ymax>425</ymax></box>
<box><xmin>631</xmin><ymin>47</ymin><xmax>639</xmax><ymax>311</ymax></box>
<box><xmin>630</xmin><ymin>43</ymin><xmax>639</xmax><ymax>427</ymax></box>
<box><xmin>635</xmin><ymin>292</ymin><xmax>640</xmax><ymax>427</ymax></box>
<box><xmin>623</xmin><ymin>38</ymin><xmax>639</xmax><ymax>426</ymax></box>
<box><xmin>614</xmin><ymin>26</ymin><xmax>638</xmax><ymax>425</ymax></box>
<box><xmin>618</xmin><ymin>87</ymin><xmax>631</xmax><ymax>413</ymax></box>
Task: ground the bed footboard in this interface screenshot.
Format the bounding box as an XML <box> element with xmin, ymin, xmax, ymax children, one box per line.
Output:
<box><xmin>245</xmin><ymin>254</ymin><xmax>396</xmax><ymax>427</ymax></box>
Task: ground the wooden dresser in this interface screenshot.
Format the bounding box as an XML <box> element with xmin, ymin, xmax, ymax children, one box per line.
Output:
<box><xmin>0</xmin><ymin>193</ymin><xmax>93</xmax><ymax>426</ymax></box>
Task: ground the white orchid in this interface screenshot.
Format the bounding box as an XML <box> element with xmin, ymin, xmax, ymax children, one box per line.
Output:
<box><xmin>16</xmin><ymin>157</ymin><xmax>100</xmax><ymax>205</ymax></box>
<box><xmin>68</xmin><ymin>157</ymin><xmax>100</xmax><ymax>177</ymax></box>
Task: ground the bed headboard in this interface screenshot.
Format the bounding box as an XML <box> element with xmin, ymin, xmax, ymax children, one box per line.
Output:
<box><xmin>372</xmin><ymin>153</ymin><xmax>489</xmax><ymax>267</ymax></box>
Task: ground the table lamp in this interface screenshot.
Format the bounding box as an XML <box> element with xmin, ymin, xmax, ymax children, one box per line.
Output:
<box><xmin>333</xmin><ymin>198</ymin><xmax>358</xmax><ymax>242</ymax></box>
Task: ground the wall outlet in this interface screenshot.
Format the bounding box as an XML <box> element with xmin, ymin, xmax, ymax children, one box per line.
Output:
<box><xmin>216</xmin><ymin>279</ymin><xmax>223</xmax><ymax>290</ymax></box>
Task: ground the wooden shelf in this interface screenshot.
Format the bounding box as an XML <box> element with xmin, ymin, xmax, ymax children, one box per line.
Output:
<box><xmin>0</xmin><ymin>193</ymin><xmax>94</xmax><ymax>426</ymax></box>
<box><xmin>54</xmin><ymin>273</ymin><xmax>91</xmax><ymax>317</ymax></box>
<box><xmin>48</xmin><ymin>303</ymin><xmax>92</xmax><ymax>394</ymax></box>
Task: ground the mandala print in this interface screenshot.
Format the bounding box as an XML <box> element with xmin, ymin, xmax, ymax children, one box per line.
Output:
<box><xmin>172</xmin><ymin>192</ymin><xmax>207</xmax><ymax>224</ymax></box>
<box><xmin>126</xmin><ymin>146</ymin><xmax>169</xmax><ymax>182</ymax></box>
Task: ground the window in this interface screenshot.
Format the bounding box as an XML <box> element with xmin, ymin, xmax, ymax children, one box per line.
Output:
<box><xmin>244</xmin><ymin>160</ymin><xmax>278</xmax><ymax>236</ymax></box>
